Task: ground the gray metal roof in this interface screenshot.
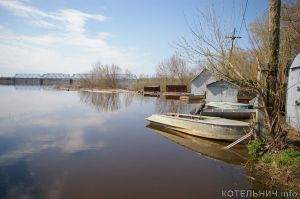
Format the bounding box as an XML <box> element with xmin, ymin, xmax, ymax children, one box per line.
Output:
<box><xmin>191</xmin><ymin>68</ymin><xmax>210</xmax><ymax>82</ymax></box>
<box><xmin>14</xmin><ymin>74</ymin><xmax>41</xmax><ymax>78</ymax></box>
<box><xmin>290</xmin><ymin>53</ymin><xmax>300</xmax><ymax>69</ymax></box>
<box><xmin>41</xmin><ymin>73</ymin><xmax>70</xmax><ymax>79</ymax></box>
<box><xmin>207</xmin><ymin>79</ymin><xmax>239</xmax><ymax>88</ymax></box>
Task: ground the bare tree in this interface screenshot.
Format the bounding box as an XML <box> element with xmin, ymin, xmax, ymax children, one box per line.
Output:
<box><xmin>169</xmin><ymin>55</ymin><xmax>189</xmax><ymax>84</ymax></box>
<box><xmin>174</xmin><ymin>0</ymin><xmax>299</xmax><ymax>151</ymax></box>
<box><xmin>107</xmin><ymin>64</ymin><xmax>122</xmax><ymax>88</ymax></box>
<box><xmin>155</xmin><ymin>54</ymin><xmax>191</xmax><ymax>87</ymax></box>
<box><xmin>84</xmin><ymin>62</ymin><xmax>122</xmax><ymax>89</ymax></box>
<box><xmin>156</xmin><ymin>59</ymin><xmax>169</xmax><ymax>79</ymax></box>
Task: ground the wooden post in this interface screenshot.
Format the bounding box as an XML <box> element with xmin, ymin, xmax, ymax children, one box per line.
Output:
<box><xmin>267</xmin><ymin>0</ymin><xmax>281</xmax><ymax>110</ymax></box>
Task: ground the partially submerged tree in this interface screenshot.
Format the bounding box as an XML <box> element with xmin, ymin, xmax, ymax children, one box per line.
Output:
<box><xmin>84</xmin><ymin>62</ymin><xmax>122</xmax><ymax>89</ymax></box>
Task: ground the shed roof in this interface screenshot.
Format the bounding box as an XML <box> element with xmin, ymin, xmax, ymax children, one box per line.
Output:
<box><xmin>290</xmin><ymin>53</ymin><xmax>300</xmax><ymax>69</ymax></box>
<box><xmin>207</xmin><ymin>79</ymin><xmax>239</xmax><ymax>88</ymax></box>
<box><xmin>191</xmin><ymin>68</ymin><xmax>211</xmax><ymax>82</ymax></box>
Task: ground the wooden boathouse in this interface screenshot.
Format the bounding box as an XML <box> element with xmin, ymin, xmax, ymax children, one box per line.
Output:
<box><xmin>144</xmin><ymin>86</ymin><xmax>160</xmax><ymax>93</ymax></box>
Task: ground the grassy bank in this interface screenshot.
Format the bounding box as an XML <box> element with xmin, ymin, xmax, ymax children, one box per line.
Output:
<box><xmin>247</xmin><ymin>140</ymin><xmax>300</xmax><ymax>191</ymax></box>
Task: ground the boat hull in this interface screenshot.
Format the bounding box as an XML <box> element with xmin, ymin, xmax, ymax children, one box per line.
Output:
<box><xmin>201</xmin><ymin>109</ymin><xmax>256</xmax><ymax>119</ymax></box>
<box><xmin>146</xmin><ymin>114</ymin><xmax>250</xmax><ymax>141</ymax></box>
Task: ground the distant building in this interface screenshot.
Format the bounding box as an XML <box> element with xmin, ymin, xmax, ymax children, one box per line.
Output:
<box><xmin>191</xmin><ymin>68</ymin><xmax>216</xmax><ymax>96</ymax></box>
<box><xmin>166</xmin><ymin>85</ymin><xmax>187</xmax><ymax>93</ymax></box>
<box><xmin>14</xmin><ymin>74</ymin><xmax>41</xmax><ymax>85</ymax></box>
<box><xmin>206</xmin><ymin>80</ymin><xmax>239</xmax><ymax>102</ymax></box>
<box><xmin>41</xmin><ymin>73</ymin><xmax>71</xmax><ymax>85</ymax></box>
<box><xmin>144</xmin><ymin>86</ymin><xmax>160</xmax><ymax>93</ymax></box>
<box><xmin>286</xmin><ymin>53</ymin><xmax>300</xmax><ymax>132</ymax></box>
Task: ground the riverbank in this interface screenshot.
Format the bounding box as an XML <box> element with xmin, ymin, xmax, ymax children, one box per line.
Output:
<box><xmin>52</xmin><ymin>85</ymin><xmax>134</xmax><ymax>93</ymax></box>
<box><xmin>244</xmin><ymin>128</ymin><xmax>300</xmax><ymax>193</ymax></box>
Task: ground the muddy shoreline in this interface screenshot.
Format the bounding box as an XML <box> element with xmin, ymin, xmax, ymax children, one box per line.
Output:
<box><xmin>52</xmin><ymin>85</ymin><xmax>134</xmax><ymax>93</ymax></box>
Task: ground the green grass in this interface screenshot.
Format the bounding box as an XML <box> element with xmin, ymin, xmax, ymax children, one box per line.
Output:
<box><xmin>247</xmin><ymin>140</ymin><xmax>264</xmax><ymax>158</ymax></box>
<box><xmin>261</xmin><ymin>153</ymin><xmax>273</xmax><ymax>163</ymax></box>
<box><xmin>247</xmin><ymin>140</ymin><xmax>300</xmax><ymax>167</ymax></box>
<box><xmin>260</xmin><ymin>149</ymin><xmax>300</xmax><ymax>167</ymax></box>
<box><xmin>273</xmin><ymin>149</ymin><xmax>300</xmax><ymax>167</ymax></box>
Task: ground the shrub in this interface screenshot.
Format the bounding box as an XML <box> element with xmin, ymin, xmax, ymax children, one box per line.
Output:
<box><xmin>247</xmin><ymin>140</ymin><xmax>264</xmax><ymax>158</ymax></box>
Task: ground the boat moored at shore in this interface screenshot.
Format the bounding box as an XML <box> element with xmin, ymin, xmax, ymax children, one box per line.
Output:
<box><xmin>146</xmin><ymin>113</ymin><xmax>250</xmax><ymax>141</ymax></box>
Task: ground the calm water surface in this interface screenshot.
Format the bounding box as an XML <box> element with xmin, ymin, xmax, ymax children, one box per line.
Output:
<box><xmin>0</xmin><ymin>86</ymin><xmax>262</xmax><ymax>199</ymax></box>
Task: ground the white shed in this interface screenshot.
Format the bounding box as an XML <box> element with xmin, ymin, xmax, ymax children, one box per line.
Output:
<box><xmin>191</xmin><ymin>68</ymin><xmax>216</xmax><ymax>96</ymax></box>
<box><xmin>206</xmin><ymin>80</ymin><xmax>239</xmax><ymax>102</ymax></box>
<box><xmin>286</xmin><ymin>53</ymin><xmax>300</xmax><ymax>132</ymax></box>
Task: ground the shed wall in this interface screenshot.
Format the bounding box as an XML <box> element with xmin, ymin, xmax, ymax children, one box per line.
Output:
<box><xmin>144</xmin><ymin>86</ymin><xmax>160</xmax><ymax>92</ymax></box>
<box><xmin>166</xmin><ymin>85</ymin><xmax>187</xmax><ymax>92</ymax></box>
<box><xmin>286</xmin><ymin>54</ymin><xmax>300</xmax><ymax>132</ymax></box>
<box><xmin>206</xmin><ymin>83</ymin><xmax>238</xmax><ymax>102</ymax></box>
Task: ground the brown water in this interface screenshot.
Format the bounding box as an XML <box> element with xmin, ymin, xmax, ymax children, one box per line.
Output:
<box><xmin>0</xmin><ymin>86</ymin><xmax>264</xmax><ymax>199</ymax></box>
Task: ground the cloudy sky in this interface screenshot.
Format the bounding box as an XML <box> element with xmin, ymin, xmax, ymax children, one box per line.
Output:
<box><xmin>0</xmin><ymin>0</ymin><xmax>268</xmax><ymax>76</ymax></box>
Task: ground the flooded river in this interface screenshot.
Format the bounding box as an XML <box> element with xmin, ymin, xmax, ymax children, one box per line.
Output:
<box><xmin>0</xmin><ymin>86</ymin><xmax>265</xmax><ymax>199</ymax></box>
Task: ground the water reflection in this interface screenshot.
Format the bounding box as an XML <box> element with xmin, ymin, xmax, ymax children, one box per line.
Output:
<box><xmin>146</xmin><ymin>124</ymin><xmax>248</xmax><ymax>165</ymax></box>
<box><xmin>0</xmin><ymin>90</ymin><xmax>113</xmax><ymax>165</ymax></box>
<box><xmin>155</xmin><ymin>96</ymin><xmax>197</xmax><ymax>114</ymax></box>
<box><xmin>13</xmin><ymin>85</ymin><xmax>43</xmax><ymax>90</ymax></box>
<box><xmin>0</xmin><ymin>86</ymin><xmax>267</xmax><ymax>199</ymax></box>
<box><xmin>78</xmin><ymin>91</ymin><xmax>195</xmax><ymax>114</ymax></box>
<box><xmin>164</xmin><ymin>95</ymin><xmax>180</xmax><ymax>100</ymax></box>
<box><xmin>0</xmin><ymin>113</ymin><xmax>108</xmax><ymax>165</ymax></box>
<box><xmin>78</xmin><ymin>91</ymin><xmax>135</xmax><ymax>112</ymax></box>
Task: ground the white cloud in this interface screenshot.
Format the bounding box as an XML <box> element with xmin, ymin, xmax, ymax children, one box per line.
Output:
<box><xmin>0</xmin><ymin>0</ymin><xmax>49</xmax><ymax>18</ymax></box>
<box><xmin>54</xmin><ymin>9</ymin><xmax>107</xmax><ymax>33</ymax></box>
<box><xmin>29</xmin><ymin>19</ymin><xmax>58</xmax><ymax>28</ymax></box>
<box><xmin>0</xmin><ymin>0</ymin><xmax>107</xmax><ymax>32</ymax></box>
<box><xmin>0</xmin><ymin>0</ymin><xmax>154</xmax><ymax>75</ymax></box>
<box><xmin>0</xmin><ymin>30</ymin><xmax>153</xmax><ymax>75</ymax></box>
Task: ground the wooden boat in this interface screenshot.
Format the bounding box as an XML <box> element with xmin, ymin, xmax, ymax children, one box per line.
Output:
<box><xmin>201</xmin><ymin>109</ymin><xmax>256</xmax><ymax>120</ymax></box>
<box><xmin>146</xmin><ymin>113</ymin><xmax>250</xmax><ymax>141</ymax></box>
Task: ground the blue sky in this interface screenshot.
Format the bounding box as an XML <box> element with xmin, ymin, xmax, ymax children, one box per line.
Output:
<box><xmin>0</xmin><ymin>0</ymin><xmax>268</xmax><ymax>76</ymax></box>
